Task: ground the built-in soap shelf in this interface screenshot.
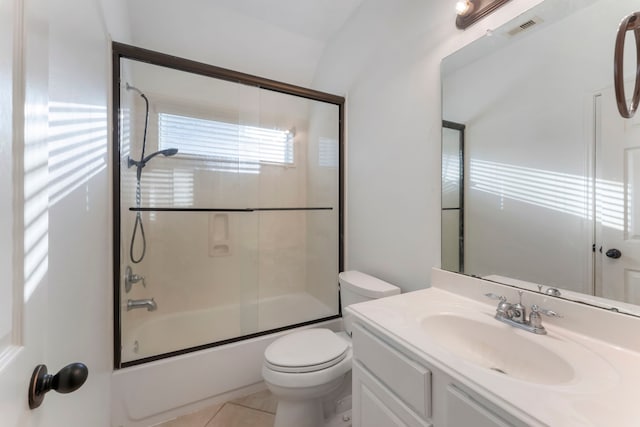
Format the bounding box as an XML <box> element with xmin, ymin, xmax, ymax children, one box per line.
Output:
<box><xmin>209</xmin><ymin>213</ymin><xmax>230</xmax><ymax>257</ymax></box>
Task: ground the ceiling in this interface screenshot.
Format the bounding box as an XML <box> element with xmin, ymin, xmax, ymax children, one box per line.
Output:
<box><xmin>208</xmin><ymin>0</ymin><xmax>366</xmax><ymax>43</ymax></box>
<box><xmin>124</xmin><ymin>0</ymin><xmax>366</xmax><ymax>86</ymax></box>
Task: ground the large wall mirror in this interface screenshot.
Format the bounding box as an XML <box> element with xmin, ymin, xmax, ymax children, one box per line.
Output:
<box><xmin>442</xmin><ymin>0</ymin><xmax>640</xmax><ymax>316</ymax></box>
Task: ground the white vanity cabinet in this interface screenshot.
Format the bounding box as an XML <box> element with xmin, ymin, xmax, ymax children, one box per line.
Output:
<box><xmin>440</xmin><ymin>383</ymin><xmax>529</xmax><ymax>427</ymax></box>
<box><xmin>351</xmin><ymin>321</ymin><xmax>529</xmax><ymax>427</ymax></box>
<box><xmin>351</xmin><ymin>322</ymin><xmax>432</xmax><ymax>427</ymax></box>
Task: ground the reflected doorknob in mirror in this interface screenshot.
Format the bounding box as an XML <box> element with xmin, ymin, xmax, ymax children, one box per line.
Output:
<box><xmin>605</xmin><ymin>248</ymin><xmax>622</xmax><ymax>259</ymax></box>
<box><xmin>28</xmin><ymin>363</ymin><xmax>89</xmax><ymax>409</ymax></box>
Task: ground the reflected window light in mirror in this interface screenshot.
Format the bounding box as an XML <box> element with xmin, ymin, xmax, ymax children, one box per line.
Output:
<box><xmin>469</xmin><ymin>158</ymin><xmax>624</xmax><ymax>231</ymax></box>
<box><xmin>442</xmin><ymin>152</ymin><xmax>461</xmax><ymax>195</ymax></box>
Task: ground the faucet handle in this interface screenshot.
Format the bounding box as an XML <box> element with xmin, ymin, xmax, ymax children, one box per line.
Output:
<box><xmin>485</xmin><ymin>293</ymin><xmax>506</xmax><ymax>302</ymax></box>
<box><xmin>531</xmin><ymin>304</ymin><xmax>562</xmax><ymax>318</ymax></box>
<box><xmin>124</xmin><ymin>266</ymin><xmax>146</xmax><ymax>293</ymax></box>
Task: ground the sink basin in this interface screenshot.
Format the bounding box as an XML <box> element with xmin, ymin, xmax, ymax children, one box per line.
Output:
<box><xmin>421</xmin><ymin>314</ymin><xmax>575</xmax><ymax>385</ymax></box>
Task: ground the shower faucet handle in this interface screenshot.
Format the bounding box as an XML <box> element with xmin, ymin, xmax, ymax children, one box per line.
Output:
<box><xmin>124</xmin><ymin>266</ymin><xmax>146</xmax><ymax>293</ymax></box>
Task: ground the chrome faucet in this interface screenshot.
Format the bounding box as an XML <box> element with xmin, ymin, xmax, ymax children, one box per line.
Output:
<box><xmin>485</xmin><ymin>292</ymin><xmax>561</xmax><ymax>335</ymax></box>
<box><xmin>127</xmin><ymin>298</ymin><xmax>157</xmax><ymax>312</ymax></box>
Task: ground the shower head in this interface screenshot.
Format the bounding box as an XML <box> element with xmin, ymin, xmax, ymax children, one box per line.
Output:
<box><xmin>141</xmin><ymin>148</ymin><xmax>178</xmax><ymax>164</ymax></box>
<box><xmin>128</xmin><ymin>148</ymin><xmax>179</xmax><ymax>180</ymax></box>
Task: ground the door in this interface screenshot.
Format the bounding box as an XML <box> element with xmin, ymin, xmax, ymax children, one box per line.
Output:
<box><xmin>597</xmin><ymin>84</ymin><xmax>640</xmax><ymax>305</ymax></box>
<box><xmin>1</xmin><ymin>0</ymin><xmax>107</xmax><ymax>425</ymax></box>
<box><xmin>0</xmin><ymin>0</ymin><xmax>49</xmax><ymax>424</ymax></box>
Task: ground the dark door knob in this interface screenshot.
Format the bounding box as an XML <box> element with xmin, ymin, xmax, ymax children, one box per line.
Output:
<box><xmin>28</xmin><ymin>363</ymin><xmax>89</xmax><ymax>409</ymax></box>
<box><xmin>606</xmin><ymin>248</ymin><xmax>622</xmax><ymax>259</ymax></box>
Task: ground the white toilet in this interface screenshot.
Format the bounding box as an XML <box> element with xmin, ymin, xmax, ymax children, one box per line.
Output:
<box><xmin>262</xmin><ymin>271</ymin><xmax>401</xmax><ymax>427</ymax></box>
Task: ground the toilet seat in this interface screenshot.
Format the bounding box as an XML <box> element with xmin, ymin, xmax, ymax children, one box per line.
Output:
<box><xmin>264</xmin><ymin>328</ymin><xmax>349</xmax><ymax>373</ymax></box>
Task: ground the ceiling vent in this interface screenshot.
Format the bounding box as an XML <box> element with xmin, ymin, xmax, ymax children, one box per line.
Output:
<box><xmin>507</xmin><ymin>17</ymin><xmax>543</xmax><ymax>37</ymax></box>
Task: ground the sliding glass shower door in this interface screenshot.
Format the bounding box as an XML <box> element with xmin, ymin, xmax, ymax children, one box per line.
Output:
<box><xmin>113</xmin><ymin>44</ymin><xmax>343</xmax><ymax>367</ymax></box>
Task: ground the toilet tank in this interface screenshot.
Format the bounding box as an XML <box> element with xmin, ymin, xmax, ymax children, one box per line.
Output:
<box><xmin>339</xmin><ymin>271</ymin><xmax>401</xmax><ymax>335</ymax></box>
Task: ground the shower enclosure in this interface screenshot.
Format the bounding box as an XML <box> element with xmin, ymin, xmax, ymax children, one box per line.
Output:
<box><xmin>112</xmin><ymin>43</ymin><xmax>343</xmax><ymax>368</ymax></box>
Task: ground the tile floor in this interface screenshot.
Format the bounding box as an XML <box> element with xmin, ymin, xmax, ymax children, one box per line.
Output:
<box><xmin>156</xmin><ymin>390</ymin><xmax>277</xmax><ymax>427</ymax></box>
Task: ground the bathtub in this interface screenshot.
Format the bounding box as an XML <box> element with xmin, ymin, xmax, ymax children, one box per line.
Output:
<box><xmin>111</xmin><ymin>292</ymin><xmax>341</xmax><ymax>427</ymax></box>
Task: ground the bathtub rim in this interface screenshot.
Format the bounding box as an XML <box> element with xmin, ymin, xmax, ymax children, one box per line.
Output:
<box><xmin>111</xmin><ymin>317</ymin><xmax>343</xmax><ymax>427</ymax></box>
<box><xmin>120</xmin><ymin>313</ymin><xmax>340</xmax><ymax>368</ymax></box>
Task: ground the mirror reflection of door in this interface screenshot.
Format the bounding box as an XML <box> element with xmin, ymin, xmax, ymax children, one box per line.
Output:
<box><xmin>442</xmin><ymin>121</ymin><xmax>465</xmax><ymax>273</ymax></box>
<box><xmin>597</xmin><ymin>85</ymin><xmax>640</xmax><ymax>306</ymax></box>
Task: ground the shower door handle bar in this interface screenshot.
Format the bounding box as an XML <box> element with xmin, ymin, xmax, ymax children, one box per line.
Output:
<box><xmin>614</xmin><ymin>11</ymin><xmax>640</xmax><ymax>119</ymax></box>
<box><xmin>128</xmin><ymin>207</ymin><xmax>334</xmax><ymax>212</ymax></box>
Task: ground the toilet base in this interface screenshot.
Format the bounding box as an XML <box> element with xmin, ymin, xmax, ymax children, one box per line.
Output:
<box><xmin>273</xmin><ymin>398</ymin><xmax>325</xmax><ymax>427</ymax></box>
<box><xmin>273</xmin><ymin>403</ymin><xmax>352</xmax><ymax>427</ymax></box>
<box><xmin>325</xmin><ymin>409</ymin><xmax>352</xmax><ymax>427</ymax></box>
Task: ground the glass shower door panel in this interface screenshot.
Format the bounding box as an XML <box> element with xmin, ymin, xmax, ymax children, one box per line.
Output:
<box><xmin>119</xmin><ymin>210</ymin><xmax>259</xmax><ymax>363</ymax></box>
<box><xmin>254</xmin><ymin>94</ymin><xmax>340</xmax><ymax>332</ymax></box>
<box><xmin>256</xmin><ymin>210</ymin><xmax>339</xmax><ymax>333</ymax></box>
<box><xmin>116</xmin><ymin>53</ymin><xmax>341</xmax><ymax>366</ymax></box>
<box><xmin>119</xmin><ymin>60</ymin><xmax>262</xmax><ymax>363</ymax></box>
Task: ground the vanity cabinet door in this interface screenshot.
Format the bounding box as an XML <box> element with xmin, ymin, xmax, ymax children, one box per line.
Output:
<box><xmin>445</xmin><ymin>384</ymin><xmax>528</xmax><ymax>427</ymax></box>
<box><xmin>353</xmin><ymin>361</ymin><xmax>432</xmax><ymax>427</ymax></box>
<box><xmin>351</xmin><ymin>322</ymin><xmax>431</xmax><ymax>418</ymax></box>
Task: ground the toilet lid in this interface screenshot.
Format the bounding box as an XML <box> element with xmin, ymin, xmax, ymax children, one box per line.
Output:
<box><xmin>264</xmin><ymin>329</ymin><xmax>349</xmax><ymax>373</ymax></box>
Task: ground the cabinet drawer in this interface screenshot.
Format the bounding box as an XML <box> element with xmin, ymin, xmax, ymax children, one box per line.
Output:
<box><xmin>352</xmin><ymin>322</ymin><xmax>431</xmax><ymax>418</ymax></box>
<box><xmin>353</xmin><ymin>361</ymin><xmax>432</xmax><ymax>427</ymax></box>
<box><xmin>446</xmin><ymin>384</ymin><xmax>529</xmax><ymax>427</ymax></box>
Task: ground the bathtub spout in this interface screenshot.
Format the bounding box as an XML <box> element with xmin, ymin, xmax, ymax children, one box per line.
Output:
<box><xmin>127</xmin><ymin>298</ymin><xmax>157</xmax><ymax>312</ymax></box>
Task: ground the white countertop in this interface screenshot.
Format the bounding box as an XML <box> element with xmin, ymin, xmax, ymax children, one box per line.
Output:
<box><xmin>347</xmin><ymin>277</ymin><xmax>640</xmax><ymax>426</ymax></box>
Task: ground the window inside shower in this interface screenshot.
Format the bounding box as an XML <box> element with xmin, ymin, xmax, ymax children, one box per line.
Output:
<box><xmin>112</xmin><ymin>43</ymin><xmax>343</xmax><ymax>368</ymax></box>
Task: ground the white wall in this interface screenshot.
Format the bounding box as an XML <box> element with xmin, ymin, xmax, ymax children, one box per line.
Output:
<box><xmin>39</xmin><ymin>0</ymin><xmax>130</xmax><ymax>425</ymax></box>
<box><xmin>311</xmin><ymin>0</ymin><xmax>544</xmax><ymax>292</ymax></box>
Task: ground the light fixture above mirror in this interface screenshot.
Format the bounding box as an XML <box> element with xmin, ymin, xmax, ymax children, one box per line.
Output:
<box><xmin>455</xmin><ymin>0</ymin><xmax>512</xmax><ymax>30</ymax></box>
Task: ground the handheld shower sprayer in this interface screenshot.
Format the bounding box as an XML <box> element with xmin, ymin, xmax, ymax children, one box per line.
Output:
<box><xmin>125</xmin><ymin>82</ymin><xmax>179</xmax><ymax>263</ymax></box>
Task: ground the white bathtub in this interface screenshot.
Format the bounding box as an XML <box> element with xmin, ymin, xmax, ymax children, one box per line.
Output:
<box><xmin>112</xmin><ymin>293</ymin><xmax>341</xmax><ymax>427</ymax></box>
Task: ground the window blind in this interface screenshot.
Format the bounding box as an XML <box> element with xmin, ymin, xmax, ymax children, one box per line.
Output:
<box><xmin>158</xmin><ymin>113</ymin><xmax>294</xmax><ymax>166</ymax></box>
